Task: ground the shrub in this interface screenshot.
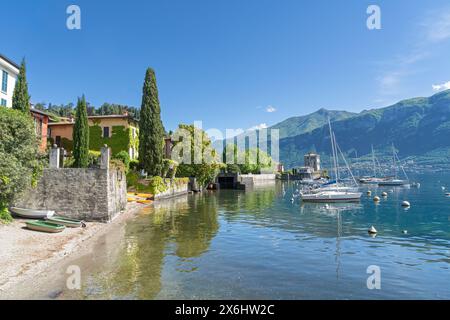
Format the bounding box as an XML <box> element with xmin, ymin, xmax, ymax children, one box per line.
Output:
<box><xmin>129</xmin><ymin>159</ymin><xmax>139</xmax><ymax>171</ymax></box>
<box><xmin>0</xmin><ymin>108</ymin><xmax>41</xmax><ymax>221</ymax></box>
<box><xmin>113</xmin><ymin>150</ymin><xmax>131</xmax><ymax>172</ymax></box>
<box><xmin>110</xmin><ymin>159</ymin><xmax>126</xmax><ymax>172</ymax></box>
<box><xmin>88</xmin><ymin>150</ymin><xmax>101</xmax><ymax>167</ymax></box>
<box><xmin>0</xmin><ymin>207</ymin><xmax>13</xmax><ymax>224</ymax></box>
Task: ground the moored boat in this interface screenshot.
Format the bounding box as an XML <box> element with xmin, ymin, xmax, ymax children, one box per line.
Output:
<box><xmin>25</xmin><ymin>220</ymin><xmax>65</xmax><ymax>233</ymax></box>
<box><xmin>301</xmin><ymin>190</ymin><xmax>362</xmax><ymax>202</ymax></box>
<box><xmin>10</xmin><ymin>207</ymin><xmax>55</xmax><ymax>219</ymax></box>
<box><xmin>46</xmin><ymin>216</ymin><xmax>84</xmax><ymax>228</ymax></box>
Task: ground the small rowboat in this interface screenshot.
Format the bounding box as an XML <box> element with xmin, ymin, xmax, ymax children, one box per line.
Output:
<box><xmin>46</xmin><ymin>216</ymin><xmax>84</xmax><ymax>228</ymax></box>
<box><xmin>10</xmin><ymin>207</ymin><xmax>55</xmax><ymax>219</ymax></box>
<box><xmin>26</xmin><ymin>220</ymin><xmax>65</xmax><ymax>233</ymax></box>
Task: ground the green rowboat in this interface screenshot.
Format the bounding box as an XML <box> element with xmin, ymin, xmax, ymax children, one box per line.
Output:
<box><xmin>46</xmin><ymin>216</ymin><xmax>84</xmax><ymax>228</ymax></box>
<box><xmin>26</xmin><ymin>220</ymin><xmax>66</xmax><ymax>233</ymax></box>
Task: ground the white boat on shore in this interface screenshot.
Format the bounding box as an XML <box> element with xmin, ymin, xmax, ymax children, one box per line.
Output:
<box><xmin>10</xmin><ymin>207</ymin><xmax>55</xmax><ymax>219</ymax></box>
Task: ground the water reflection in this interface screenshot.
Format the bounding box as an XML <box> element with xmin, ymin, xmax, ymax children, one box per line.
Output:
<box><xmin>45</xmin><ymin>175</ymin><xmax>450</xmax><ymax>299</ymax></box>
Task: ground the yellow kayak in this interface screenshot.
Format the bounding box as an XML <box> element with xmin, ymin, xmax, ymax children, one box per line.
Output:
<box><xmin>136</xmin><ymin>193</ymin><xmax>153</xmax><ymax>198</ymax></box>
<box><xmin>137</xmin><ymin>199</ymin><xmax>153</xmax><ymax>204</ymax></box>
<box><xmin>127</xmin><ymin>197</ymin><xmax>136</xmax><ymax>202</ymax></box>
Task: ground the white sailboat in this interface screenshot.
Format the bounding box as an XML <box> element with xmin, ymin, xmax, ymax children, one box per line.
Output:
<box><xmin>301</xmin><ymin>120</ymin><xmax>362</xmax><ymax>203</ymax></box>
<box><xmin>359</xmin><ymin>145</ymin><xmax>384</xmax><ymax>184</ymax></box>
<box><xmin>378</xmin><ymin>144</ymin><xmax>409</xmax><ymax>186</ymax></box>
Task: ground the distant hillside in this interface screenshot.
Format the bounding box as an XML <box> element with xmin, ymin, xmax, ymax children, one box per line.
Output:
<box><xmin>270</xmin><ymin>108</ymin><xmax>356</xmax><ymax>139</ymax></box>
<box><xmin>279</xmin><ymin>90</ymin><xmax>450</xmax><ymax>168</ymax></box>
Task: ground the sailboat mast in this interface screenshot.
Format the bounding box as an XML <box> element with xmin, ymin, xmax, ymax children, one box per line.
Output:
<box><xmin>372</xmin><ymin>145</ymin><xmax>376</xmax><ymax>178</ymax></box>
<box><xmin>328</xmin><ymin>118</ymin><xmax>338</xmax><ymax>185</ymax></box>
<box><xmin>392</xmin><ymin>144</ymin><xmax>397</xmax><ymax>179</ymax></box>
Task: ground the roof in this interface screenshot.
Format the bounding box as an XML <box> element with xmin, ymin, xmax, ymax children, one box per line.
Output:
<box><xmin>30</xmin><ymin>108</ymin><xmax>53</xmax><ymax>118</ymax></box>
<box><xmin>48</xmin><ymin>114</ymin><xmax>139</xmax><ymax>126</ymax></box>
<box><xmin>0</xmin><ymin>54</ymin><xmax>20</xmax><ymax>70</ymax></box>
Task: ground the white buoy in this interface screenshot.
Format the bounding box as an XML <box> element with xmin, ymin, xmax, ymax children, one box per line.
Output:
<box><xmin>402</xmin><ymin>230</ymin><xmax>408</xmax><ymax>234</ymax></box>
<box><xmin>382</xmin><ymin>192</ymin><xmax>388</xmax><ymax>197</ymax></box>
<box><xmin>442</xmin><ymin>186</ymin><xmax>446</xmax><ymax>191</ymax></box>
<box><xmin>368</xmin><ymin>226</ymin><xmax>377</xmax><ymax>234</ymax></box>
<box><xmin>373</xmin><ymin>196</ymin><xmax>380</xmax><ymax>202</ymax></box>
<box><xmin>402</xmin><ymin>201</ymin><xmax>410</xmax><ymax>207</ymax></box>
<box><xmin>367</xmin><ymin>190</ymin><xmax>372</xmax><ymax>196</ymax></box>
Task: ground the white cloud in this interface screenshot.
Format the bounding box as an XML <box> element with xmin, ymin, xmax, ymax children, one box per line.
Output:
<box><xmin>248</xmin><ymin>123</ymin><xmax>268</xmax><ymax>131</ymax></box>
<box><xmin>424</xmin><ymin>11</ymin><xmax>450</xmax><ymax>43</ymax></box>
<box><xmin>376</xmin><ymin>8</ymin><xmax>450</xmax><ymax>99</ymax></box>
<box><xmin>432</xmin><ymin>81</ymin><xmax>450</xmax><ymax>91</ymax></box>
<box><xmin>266</xmin><ymin>105</ymin><xmax>277</xmax><ymax>113</ymax></box>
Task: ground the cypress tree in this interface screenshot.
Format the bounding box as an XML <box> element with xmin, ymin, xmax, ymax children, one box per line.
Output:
<box><xmin>138</xmin><ymin>68</ymin><xmax>165</xmax><ymax>176</ymax></box>
<box><xmin>12</xmin><ymin>59</ymin><xmax>30</xmax><ymax>113</ymax></box>
<box><xmin>72</xmin><ymin>95</ymin><xmax>89</xmax><ymax>168</ymax></box>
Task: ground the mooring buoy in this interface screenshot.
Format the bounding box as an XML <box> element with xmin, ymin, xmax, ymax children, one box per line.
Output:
<box><xmin>402</xmin><ymin>201</ymin><xmax>410</xmax><ymax>207</ymax></box>
<box><xmin>368</xmin><ymin>226</ymin><xmax>377</xmax><ymax>234</ymax></box>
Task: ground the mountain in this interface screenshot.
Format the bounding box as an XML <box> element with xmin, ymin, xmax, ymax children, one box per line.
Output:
<box><xmin>270</xmin><ymin>108</ymin><xmax>356</xmax><ymax>139</ymax></box>
<box><xmin>278</xmin><ymin>90</ymin><xmax>450</xmax><ymax>168</ymax></box>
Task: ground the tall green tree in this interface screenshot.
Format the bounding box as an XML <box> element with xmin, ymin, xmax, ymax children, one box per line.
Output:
<box><xmin>72</xmin><ymin>95</ymin><xmax>89</xmax><ymax>168</ymax></box>
<box><xmin>138</xmin><ymin>68</ymin><xmax>165</xmax><ymax>176</ymax></box>
<box><xmin>12</xmin><ymin>59</ymin><xmax>30</xmax><ymax>113</ymax></box>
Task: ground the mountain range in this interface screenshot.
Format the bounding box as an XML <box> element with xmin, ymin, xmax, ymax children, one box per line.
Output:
<box><xmin>219</xmin><ymin>90</ymin><xmax>450</xmax><ymax>169</ymax></box>
<box><xmin>276</xmin><ymin>90</ymin><xmax>450</xmax><ymax>168</ymax></box>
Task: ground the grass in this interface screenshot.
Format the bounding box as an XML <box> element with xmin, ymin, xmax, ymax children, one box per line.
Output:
<box><xmin>0</xmin><ymin>207</ymin><xmax>13</xmax><ymax>224</ymax></box>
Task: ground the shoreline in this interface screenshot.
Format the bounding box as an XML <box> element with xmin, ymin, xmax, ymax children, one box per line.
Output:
<box><xmin>0</xmin><ymin>202</ymin><xmax>145</xmax><ymax>297</ymax></box>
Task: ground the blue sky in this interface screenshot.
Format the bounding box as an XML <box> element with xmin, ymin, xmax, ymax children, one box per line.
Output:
<box><xmin>3</xmin><ymin>0</ymin><xmax>450</xmax><ymax>133</ymax></box>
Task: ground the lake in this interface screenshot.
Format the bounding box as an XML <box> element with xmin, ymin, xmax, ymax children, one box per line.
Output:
<box><xmin>17</xmin><ymin>173</ymin><xmax>450</xmax><ymax>299</ymax></box>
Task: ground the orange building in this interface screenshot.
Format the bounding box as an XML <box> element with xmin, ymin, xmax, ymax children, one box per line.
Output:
<box><xmin>30</xmin><ymin>108</ymin><xmax>51</xmax><ymax>152</ymax></box>
<box><xmin>48</xmin><ymin>115</ymin><xmax>139</xmax><ymax>159</ymax></box>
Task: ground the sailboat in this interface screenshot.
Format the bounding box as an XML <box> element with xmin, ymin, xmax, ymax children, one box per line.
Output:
<box><xmin>301</xmin><ymin>120</ymin><xmax>362</xmax><ymax>203</ymax></box>
<box><xmin>377</xmin><ymin>144</ymin><xmax>409</xmax><ymax>186</ymax></box>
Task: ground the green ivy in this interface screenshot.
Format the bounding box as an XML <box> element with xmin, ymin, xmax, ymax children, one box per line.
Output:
<box><xmin>88</xmin><ymin>125</ymin><xmax>138</xmax><ymax>157</ymax></box>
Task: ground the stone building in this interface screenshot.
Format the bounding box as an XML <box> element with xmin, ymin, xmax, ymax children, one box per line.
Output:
<box><xmin>304</xmin><ymin>152</ymin><xmax>321</xmax><ymax>172</ymax></box>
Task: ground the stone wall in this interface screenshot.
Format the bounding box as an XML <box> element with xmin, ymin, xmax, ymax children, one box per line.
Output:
<box><xmin>14</xmin><ymin>168</ymin><xmax>127</xmax><ymax>222</ymax></box>
<box><xmin>154</xmin><ymin>180</ymin><xmax>189</xmax><ymax>200</ymax></box>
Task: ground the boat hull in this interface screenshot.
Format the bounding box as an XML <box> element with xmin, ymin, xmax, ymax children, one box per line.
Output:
<box><xmin>301</xmin><ymin>192</ymin><xmax>362</xmax><ymax>203</ymax></box>
<box><xmin>26</xmin><ymin>221</ymin><xmax>65</xmax><ymax>233</ymax></box>
<box><xmin>378</xmin><ymin>180</ymin><xmax>409</xmax><ymax>186</ymax></box>
<box><xmin>46</xmin><ymin>216</ymin><xmax>82</xmax><ymax>228</ymax></box>
<box><xmin>10</xmin><ymin>207</ymin><xmax>55</xmax><ymax>219</ymax></box>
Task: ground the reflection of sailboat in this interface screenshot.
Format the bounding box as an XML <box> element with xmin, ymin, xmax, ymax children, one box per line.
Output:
<box><xmin>378</xmin><ymin>144</ymin><xmax>409</xmax><ymax>186</ymax></box>
<box><xmin>301</xmin><ymin>119</ymin><xmax>362</xmax><ymax>203</ymax></box>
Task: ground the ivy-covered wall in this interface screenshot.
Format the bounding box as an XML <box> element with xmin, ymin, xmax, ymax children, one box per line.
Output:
<box><xmin>89</xmin><ymin>125</ymin><xmax>138</xmax><ymax>157</ymax></box>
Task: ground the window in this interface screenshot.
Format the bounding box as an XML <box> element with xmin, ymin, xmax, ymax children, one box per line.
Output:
<box><xmin>1</xmin><ymin>71</ymin><xmax>8</xmax><ymax>92</ymax></box>
<box><xmin>103</xmin><ymin>127</ymin><xmax>110</xmax><ymax>138</ymax></box>
<box><xmin>0</xmin><ymin>99</ymin><xmax>6</xmax><ymax>107</ymax></box>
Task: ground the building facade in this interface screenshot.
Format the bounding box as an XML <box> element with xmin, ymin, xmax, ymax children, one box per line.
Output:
<box><xmin>0</xmin><ymin>54</ymin><xmax>19</xmax><ymax>108</ymax></box>
<box><xmin>304</xmin><ymin>152</ymin><xmax>321</xmax><ymax>172</ymax></box>
<box><xmin>30</xmin><ymin>108</ymin><xmax>51</xmax><ymax>152</ymax></box>
<box><xmin>48</xmin><ymin>115</ymin><xmax>139</xmax><ymax>159</ymax></box>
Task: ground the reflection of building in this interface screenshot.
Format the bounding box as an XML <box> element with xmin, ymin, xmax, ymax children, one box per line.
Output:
<box><xmin>48</xmin><ymin>114</ymin><xmax>139</xmax><ymax>159</ymax></box>
<box><xmin>304</xmin><ymin>152</ymin><xmax>321</xmax><ymax>171</ymax></box>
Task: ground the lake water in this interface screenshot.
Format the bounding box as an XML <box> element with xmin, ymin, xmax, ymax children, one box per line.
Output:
<box><xmin>19</xmin><ymin>174</ymin><xmax>450</xmax><ymax>299</ymax></box>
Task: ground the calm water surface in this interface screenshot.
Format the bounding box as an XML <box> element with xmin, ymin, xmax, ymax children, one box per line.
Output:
<box><xmin>27</xmin><ymin>174</ymin><xmax>450</xmax><ymax>299</ymax></box>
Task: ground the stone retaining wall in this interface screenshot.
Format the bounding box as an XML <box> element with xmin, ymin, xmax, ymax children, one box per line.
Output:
<box><xmin>14</xmin><ymin>168</ymin><xmax>127</xmax><ymax>222</ymax></box>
